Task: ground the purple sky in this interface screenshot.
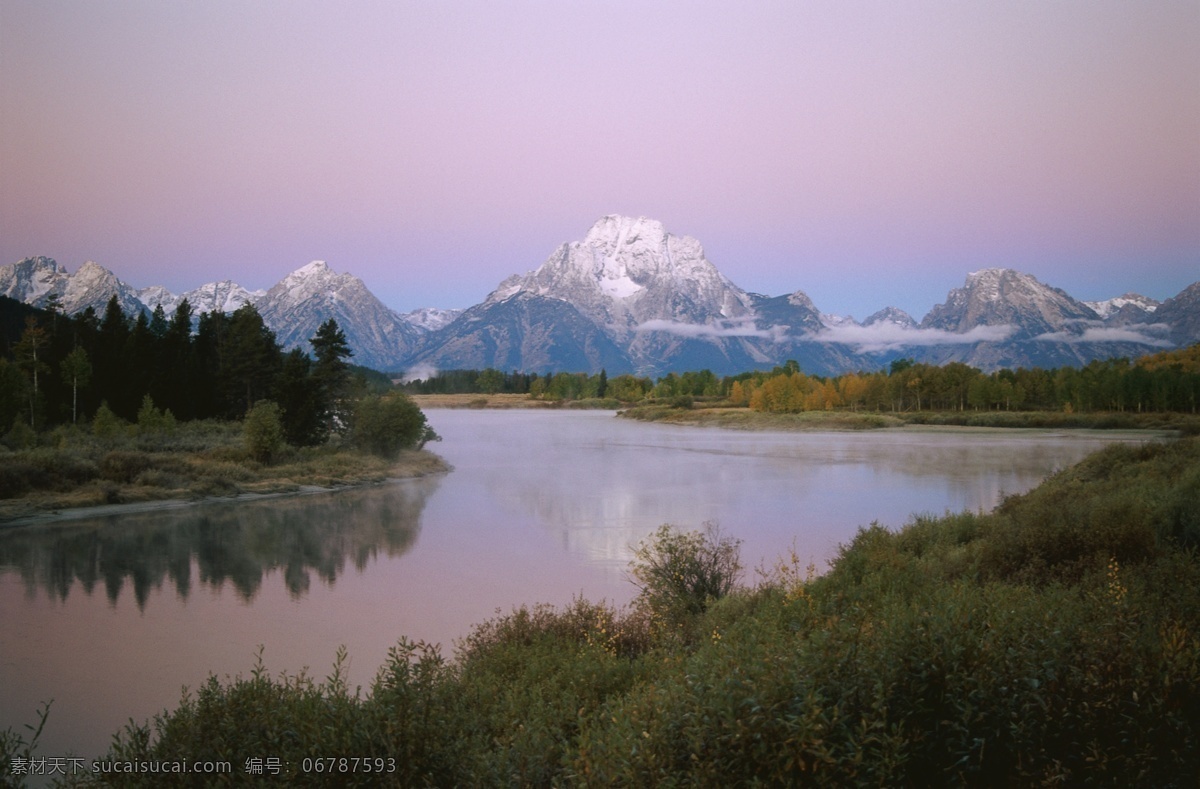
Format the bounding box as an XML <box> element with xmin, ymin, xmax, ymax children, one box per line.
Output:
<box><xmin>2</xmin><ymin>1</ymin><xmax>1197</xmax><ymax>320</ymax></box>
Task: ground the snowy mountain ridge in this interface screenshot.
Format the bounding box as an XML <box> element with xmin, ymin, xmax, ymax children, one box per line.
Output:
<box><xmin>3</xmin><ymin>216</ymin><xmax>1196</xmax><ymax>374</ymax></box>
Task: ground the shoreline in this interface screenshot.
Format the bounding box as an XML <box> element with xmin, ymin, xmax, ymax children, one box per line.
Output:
<box><xmin>616</xmin><ymin>404</ymin><xmax>1197</xmax><ymax>434</ymax></box>
<box><xmin>0</xmin><ymin>450</ymin><xmax>451</xmax><ymax>529</ymax></box>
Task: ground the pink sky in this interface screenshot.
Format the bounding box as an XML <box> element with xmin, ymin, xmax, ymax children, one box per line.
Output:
<box><xmin>2</xmin><ymin>1</ymin><xmax>1197</xmax><ymax>319</ymax></box>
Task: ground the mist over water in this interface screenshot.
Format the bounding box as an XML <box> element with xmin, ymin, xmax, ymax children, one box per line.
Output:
<box><xmin>0</xmin><ymin>410</ymin><xmax>1150</xmax><ymax>762</ymax></box>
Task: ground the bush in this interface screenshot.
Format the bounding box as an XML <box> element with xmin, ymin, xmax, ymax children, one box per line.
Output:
<box><xmin>350</xmin><ymin>394</ymin><xmax>440</xmax><ymax>459</ymax></box>
<box><xmin>2</xmin><ymin>418</ymin><xmax>36</xmax><ymax>450</ymax></box>
<box><xmin>629</xmin><ymin>523</ymin><xmax>742</xmax><ymax>630</ymax></box>
<box><xmin>100</xmin><ymin>450</ymin><xmax>153</xmax><ymax>484</ymax></box>
<box><xmin>92</xmin><ymin>401</ymin><xmax>124</xmax><ymax>441</ymax></box>
<box><xmin>136</xmin><ymin>395</ymin><xmax>176</xmax><ymax>436</ymax></box>
<box><xmin>243</xmin><ymin>400</ymin><xmax>284</xmax><ymax>464</ymax></box>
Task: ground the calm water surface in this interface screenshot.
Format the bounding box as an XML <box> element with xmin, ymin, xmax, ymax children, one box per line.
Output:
<box><xmin>0</xmin><ymin>410</ymin><xmax>1153</xmax><ymax>761</ymax></box>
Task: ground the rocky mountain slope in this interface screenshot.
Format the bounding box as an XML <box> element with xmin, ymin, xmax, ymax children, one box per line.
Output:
<box><xmin>252</xmin><ymin>261</ymin><xmax>422</xmax><ymax>371</ymax></box>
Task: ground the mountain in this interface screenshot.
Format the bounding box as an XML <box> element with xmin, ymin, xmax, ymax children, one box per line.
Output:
<box><xmin>921</xmin><ymin>268</ymin><xmax>1099</xmax><ymax>335</ymax></box>
<box><xmin>401</xmin><ymin>306</ymin><xmax>463</xmax><ymax>333</ymax></box>
<box><xmin>1085</xmin><ymin>293</ymin><xmax>1159</xmax><ymax>324</ymax></box>
<box><xmin>1150</xmin><ymin>282</ymin><xmax>1200</xmax><ymax>347</ymax></box>
<box><xmin>3</xmin><ymin>223</ymin><xmax>1196</xmax><ymax>376</ymax></box>
<box><xmin>0</xmin><ymin>257</ymin><xmax>424</xmax><ymax>371</ymax></box>
<box><xmin>0</xmin><ymin>257</ymin><xmax>145</xmax><ymax>316</ymax></box>
<box><xmin>254</xmin><ymin>261</ymin><xmax>422</xmax><ymax>371</ymax></box>
<box><xmin>913</xmin><ymin>269</ymin><xmax>1177</xmax><ymax>369</ymax></box>
<box><xmin>863</xmin><ymin>307</ymin><xmax>917</xmax><ymax>328</ymax></box>
<box><xmin>139</xmin><ymin>280</ymin><xmax>264</xmax><ymax>316</ymax></box>
<box><xmin>415</xmin><ymin>215</ymin><xmax>800</xmax><ymax>375</ymax></box>
<box><xmin>407</xmin><ymin>291</ymin><xmax>631</xmax><ymax>373</ymax></box>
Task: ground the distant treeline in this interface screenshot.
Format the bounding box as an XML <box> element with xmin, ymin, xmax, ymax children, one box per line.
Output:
<box><xmin>0</xmin><ymin>295</ymin><xmax>390</xmax><ymax>440</ymax></box>
<box><xmin>402</xmin><ymin>345</ymin><xmax>1200</xmax><ymax>414</ymax></box>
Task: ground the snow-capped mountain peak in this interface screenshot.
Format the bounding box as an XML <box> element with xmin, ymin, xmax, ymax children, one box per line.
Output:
<box><xmin>0</xmin><ymin>257</ymin><xmax>64</xmax><ymax>307</ymax></box>
<box><xmin>923</xmin><ymin>268</ymin><xmax>1098</xmax><ymax>334</ymax></box>
<box><xmin>863</xmin><ymin>307</ymin><xmax>916</xmax><ymax>328</ymax></box>
<box><xmin>255</xmin><ymin>261</ymin><xmax>421</xmax><ymax>370</ymax></box>
<box><xmin>1084</xmin><ymin>293</ymin><xmax>1159</xmax><ymax>320</ymax></box>
<box><xmin>401</xmin><ymin>306</ymin><xmax>464</xmax><ymax>332</ymax></box>
<box><xmin>820</xmin><ymin>313</ymin><xmax>858</xmax><ymax>329</ymax></box>
<box><xmin>486</xmin><ymin>215</ymin><xmax>753</xmax><ymax>333</ymax></box>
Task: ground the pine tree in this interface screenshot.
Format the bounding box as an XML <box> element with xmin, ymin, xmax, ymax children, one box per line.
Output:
<box><xmin>221</xmin><ymin>305</ymin><xmax>282</xmax><ymax>416</ymax></box>
<box><xmin>275</xmin><ymin>348</ymin><xmax>324</xmax><ymax>446</ymax></box>
<box><xmin>310</xmin><ymin>319</ymin><xmax>353</xmax><ymax>434</ymax></box>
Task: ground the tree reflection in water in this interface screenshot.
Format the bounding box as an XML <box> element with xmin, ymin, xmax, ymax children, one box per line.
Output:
<box><xmin>0</xmin><ymin>477</ymin><xmax>438</xmax><ymax>608</ymax></box>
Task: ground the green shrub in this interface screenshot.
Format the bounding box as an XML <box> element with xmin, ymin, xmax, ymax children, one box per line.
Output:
<box><xmin>91</xmin><ymin>401</ymin><xmax>124</xmax><ymax>441</ymax></box>
<box><xmin>243</xmin><ymin>400</ymin><xmax>285</xmax><ymax>464</ymax></box>
<box><xmin>629</xmin><ymin>523</ymin><xmax>742</xmax><ymax>634</ymax></box>
<box><xmin>136</xmin><ymin>394</ymin><xmax>176</xmax><ymax>436</ymax></box>
<box><xmin>350</xmin><ymin>394</ymin><xmax>439</xmax><ymax>459</ymax></box>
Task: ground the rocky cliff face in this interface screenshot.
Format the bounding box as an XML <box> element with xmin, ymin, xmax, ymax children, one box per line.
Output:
<box><xmin>1150</xmin><ymin>282</ymin><xmax>1200</xmax><ymax>346</ymax></box>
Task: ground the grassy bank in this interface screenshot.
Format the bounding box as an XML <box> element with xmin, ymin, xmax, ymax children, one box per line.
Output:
<box><xmin>620</xmin><ymin>402</ymin><xmax>1200</xmax><ymax>433</ymax></box>
<box><xmin>0</xmin><ymin>420</ymin><xmax>448</xmax><ymax>524</ymax></box>
<box><xmin>620</xmin><ymin>404</ymin><xmax>902</xmax><ymax>430</ymax></box>
<box><xmin>9</xmin><ymin>436</ymin><xmax>1196</xmax><ymax>786</ymax></box>
<box><xmin>410</xmin><ymin>393</ymin><xmax>625</xmax><ymax>410</ymax></box>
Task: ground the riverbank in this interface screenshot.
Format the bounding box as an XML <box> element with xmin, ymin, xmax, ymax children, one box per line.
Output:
<box><xmin>619</xmin><ymin>404</ymin><xmax>903</xmax><ymax>430</ymax></box>
<box><xmin>409</xmin><ymin>393</ymin><xmax>626</xmax><ymax>409</ymax></box>
<box><xmin>0</xmin><ymin>425</ymin><xmax>449</xmax><ymax>525</ymax></box>
<box><xmin>619</xmin><ymin>403</ymin><xmax>1200</xmax><ymax>433</ymax></box>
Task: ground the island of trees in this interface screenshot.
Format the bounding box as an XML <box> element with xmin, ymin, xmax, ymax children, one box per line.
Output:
<box><xmin>0</xmin><ymin>296</ymin><xmax>440</xmax><ymax>517</ymax></box>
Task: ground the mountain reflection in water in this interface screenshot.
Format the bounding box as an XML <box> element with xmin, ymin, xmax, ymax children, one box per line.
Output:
<box><xmin>0</xmin><ymin>477</ymin><xmax>438</xmax><ymax>608</ymax></box>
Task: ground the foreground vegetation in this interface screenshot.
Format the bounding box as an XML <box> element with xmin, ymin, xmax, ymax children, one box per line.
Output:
<box><xmin>8</xmin><ymin>436</ymin><xmax>1196</xmax><ymax>786</ymax></box>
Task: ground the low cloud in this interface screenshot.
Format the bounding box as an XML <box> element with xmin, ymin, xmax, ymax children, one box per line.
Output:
<box><xmin>399</xmin><ymin>364</ymin><xmax>439</xmax><ymax>383</ymax></box>
<box><xmin>1034</xmin><ymin>324</ymin><xmax>1172</xmax><ymax>347</ymax></box>
<box><xmin>810</xmin><ymin>323</ymin><xmax>1017</xmax><ymax>353</ymax></box>
<box><xmin>636</xmin><ymin>317</ymin><xmax>780</xmax><ymax>340</ymax></box>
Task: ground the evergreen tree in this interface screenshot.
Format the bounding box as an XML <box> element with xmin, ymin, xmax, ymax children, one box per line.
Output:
<box><xmin>161</xmin><ymin>299</ymin><xmax>195</xmax><ymax>419</ymax></box>
<box><xmin>310</xmin><ymin>319</ymin><xmax>353</xmax><ymax>434</ymax></box>
<box><xmin>124</xmin><ymin>311</ymin><xmax>155</xmax><ymax>417</ymax></box>
<box><xmin>96</xmin><ymin>296</ymin><xmax>132</xmax><ymax>418</ymax></box>
<box><xmin>221</xmin><ymin>305</ymin><xmax>282</xmax><ymax>416</ymax></box>
<box><xmin>193</xmin><ymin>310</ymin><xmax>228</xmax><ymax>419</ymax></box>
<box><xmin>275</xmin><ymin>348</ymin><xmax>324</xmax><ymax>446</ymax></box>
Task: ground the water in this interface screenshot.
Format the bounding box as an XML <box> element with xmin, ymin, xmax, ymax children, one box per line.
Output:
<box><xmin>0</xmin><ymin>410</ymin><xmax>1152</xmax><ymax>763</ymax></box>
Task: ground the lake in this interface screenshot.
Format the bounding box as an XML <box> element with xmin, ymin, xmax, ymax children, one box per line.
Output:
<box><xmin>0</xmin><ymin>410</ymin><xmax>1154</xmax><ymax>763</ymax></box>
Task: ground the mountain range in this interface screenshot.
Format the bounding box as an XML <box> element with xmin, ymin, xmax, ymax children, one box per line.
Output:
<box><xmin>2</xmin><ymin>216</ymin><xmax>1196</xmax><ymax>376</ymax></box>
